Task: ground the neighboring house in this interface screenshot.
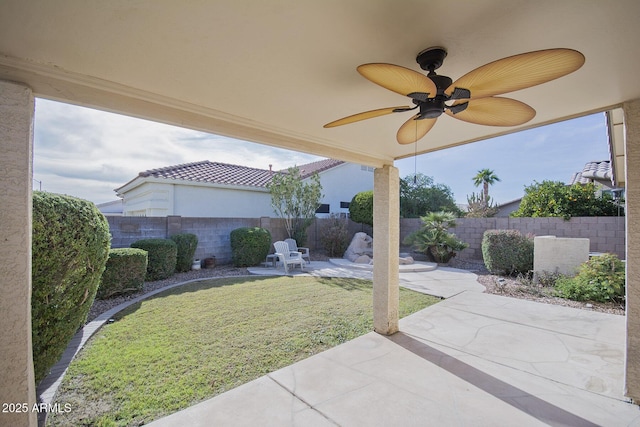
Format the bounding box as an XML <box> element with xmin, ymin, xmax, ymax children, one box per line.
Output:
<box><xmin>114</xmin><ymin>158</ymin><xmax>373</xmax><ymax>217</ymax></box>
<box><xmin>495</xmin><ymin>198</ymin><xmax>522</xmax><ymax>217</ymax></box>
<box><xmin>568</xmin><ymin>160</ymin><xmax>614</xmax><ymax>189</ymax></box>
<box><xmin>569</xmin><ymin>159</ymin><xmax>625</xmax><ymax>200</ymax></box>
<box><xmin>95</xmin><ymin>199</ymin><xmax>123</xmax><ymax>216</ymax></box>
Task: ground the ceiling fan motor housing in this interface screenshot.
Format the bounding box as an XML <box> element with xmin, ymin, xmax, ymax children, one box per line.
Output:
<box><xmin>416</xmin><ymin>47</ymin><xmax>448</xmax><ymax>71</ymax></box>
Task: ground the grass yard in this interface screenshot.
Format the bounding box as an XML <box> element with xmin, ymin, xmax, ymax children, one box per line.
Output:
<box><xmin>48</xmin><ymin>276</ymin><xmax>439</xmax><ymax>427</ymax></box>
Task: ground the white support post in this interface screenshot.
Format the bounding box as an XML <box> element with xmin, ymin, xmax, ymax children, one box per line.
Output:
<box><xmin>625</xmin><ymin>98</ymin><xmax>640</xmax><ymax>403</ymax></box>
<box><xmin>0</xmin><ymin>80</ymin><xmax>37</xmax><ymax>426</ymax></box>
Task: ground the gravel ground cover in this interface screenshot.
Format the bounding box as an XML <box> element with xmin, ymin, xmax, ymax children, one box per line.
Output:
<box><xmin>450</xmin><ymin>258</ymin><xmax>625</xmax><ymax>316</ymax></box>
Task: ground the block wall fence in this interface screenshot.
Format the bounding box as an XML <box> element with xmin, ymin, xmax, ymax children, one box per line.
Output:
<box><xmin>107</xmin><ymin>215</ymin><xmax>625</xmax><ymax>265</ymax></box>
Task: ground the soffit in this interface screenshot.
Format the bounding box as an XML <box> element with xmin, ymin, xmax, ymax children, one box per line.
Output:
<box><xmin>1</xmin><ymin>1</ymin><xmax>639</xmax><ymax>166</ymax></box>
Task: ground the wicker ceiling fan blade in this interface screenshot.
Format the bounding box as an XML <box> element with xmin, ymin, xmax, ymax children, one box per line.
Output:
<box><xmin>323</xmin><ymin>106</ymin><xmax>411</xmax><ymax>128</ymax></box>
<box><xmin>396</xmin><ymin>115</ymin><xmax>437</xmax><ymax>144</ymax></box>
<box><xmin>445</xmin><ymin>97</ymin><xmax>535</xmax><ymax>126</ymax></box>
<box><xmin>446</xmin><ymin>48</ymin><xmax>585</xmax><ymax>99</ymax></box>
<box><xmin>357</xmin><ymin>63</ymin><xmax>437</xmax><ymax>99</ymax></box>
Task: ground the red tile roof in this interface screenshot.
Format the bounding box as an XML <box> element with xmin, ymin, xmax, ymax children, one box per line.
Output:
<box><xmin>295</xmin><ymin>158</ymin><xmax>345</xmax><ymax>179</ymax></box>
<box><xmin>133</xmin><ymin>158</ymin><xmax>344</xmax><ymax>188</ymax></box>
<box><xmin>138</xmin><ymin>161</ymin><xmax>276</xmax><ymax>188</ymax></box>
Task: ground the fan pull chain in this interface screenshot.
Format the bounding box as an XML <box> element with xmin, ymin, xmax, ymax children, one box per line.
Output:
<box><xmin>414</xmin><ymin>120</ymin><xmax>418</xmax><ymax>184</ymax></box>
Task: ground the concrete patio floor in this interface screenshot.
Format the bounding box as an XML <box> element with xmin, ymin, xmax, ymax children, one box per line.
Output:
<box><xmin>149</xmin><ymin>265</ymin><xmax>640</xmax><ymax>427</ymax></box>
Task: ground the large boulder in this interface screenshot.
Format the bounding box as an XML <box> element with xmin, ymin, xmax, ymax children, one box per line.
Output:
<box><xmin>344</xmin><ymin>232</ymin><xmax>373</xmax><ymax>263</ymax></box>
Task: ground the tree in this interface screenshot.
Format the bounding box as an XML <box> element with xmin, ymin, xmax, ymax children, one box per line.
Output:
<box><xmin>473</xmin><ymin>169</ymin><xmax>501</xmax><ymax>202</ymax></box>
<box><xmin>511</xmin><ymin>180</ymin><xmax>620</xmax><ymax>219</ymax></box>
<box><xmin>400</xmin><ymin>173</ymin><xmax>461</xmax><ymax>218</ymax></box>
<box><xmin>349</xmin><ymin>190</ymin><xmax>374</xmax><ymax>226</ymax></box>
<box><xmin>268</xmin><ymin>167</ymin><xmax>323</xmax><ymax>245</ymax></box>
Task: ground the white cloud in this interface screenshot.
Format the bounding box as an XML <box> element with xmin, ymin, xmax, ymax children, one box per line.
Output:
<box><xmin>33</xmin><ymin>99</ymin><xmax>322</xmax><ymax>204</ymax></box>
<box><xmin>34</xmin><ymin>98</ymin><xmax>610</xmax><ymax>206</ymax></box>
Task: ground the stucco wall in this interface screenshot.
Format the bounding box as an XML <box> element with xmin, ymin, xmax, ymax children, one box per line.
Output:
<box><xmin>173</xmin><ymin>184</ymin><xmax>273</xmax><ymax>218</ymax></box>
<box><xmin>315</xmin><ymin>163</ymin><xmax>374</xmax><ymax>217</ymax></box>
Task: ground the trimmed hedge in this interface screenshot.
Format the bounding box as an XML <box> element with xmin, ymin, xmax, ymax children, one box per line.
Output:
<box><xmin>98</xmin><ymin>248</ymin><xmax>148</xmax><ymax>299</ymax></box>
<box><xmin>32</xmin><ymin>191</ymin><xmax>111</xmax><ymax>383</ymax></box>
<box><xmin>482</xmin><ymin>229</ymin><xmax>534</xmax><ymax>275</ymax></box>
<box><xmin>349</xmin><ymin>190</ymin><xmax>374</xmax><ymax>226</ymax></box>
<box><xmin>171</xmin><ymin>233</ymin><xmax>199</xmax><ymax>272</ymax></box>
<box><xmin>131</xmin><ymin>238</ymin><xmax>177</xmax><ymax>281</ymax></box>
<box><xmin>230</xmin><ymin>227</ymin><xmax>271</xmax><ymax>267</ymax></box>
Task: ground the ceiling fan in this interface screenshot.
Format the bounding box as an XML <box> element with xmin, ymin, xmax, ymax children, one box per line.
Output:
<box><xmin>324</xmin><ymin>47</ymin><xmax>585</xmax><ymax>144</ymax></box>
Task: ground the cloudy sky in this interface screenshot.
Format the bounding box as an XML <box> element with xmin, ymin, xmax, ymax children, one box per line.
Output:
<box><xmin>33</xmin><ymin>98</ymin><xmax>610</xmax><ymax>205</ymax></box>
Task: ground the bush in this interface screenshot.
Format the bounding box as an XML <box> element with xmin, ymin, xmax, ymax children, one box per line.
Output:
<box><xmin>482</xmin><ymin>230</ymin><xmax>534</xmax><ymax>275</ymax></box>
<box><xmin>98</xmin><ymin>248</ymin><xmax>148</xmax><ymax>299</ymax></box>
<box><xmin>349</xmin><ymin>190</ymin><xmax>373</xmax><ymax>226</ymax></box>
<box><xmin>554</xmin><ymin>253</ymin><xmax>625</xmax><ymax>303</ymax></box>
<box><xmin>230</xmin><ymin>227</ymin><xmax>272</xmax><ymax>267</ymax></box>
<box><xmin>403</xmin><ymin>211</ymin><xmax>468</xmax><ymax>264</ymax></box>
<box><xmin>320</xmin><ymin>214</ymin><xmax>350</xmax><ymax>257</ymax></box>
<box><xmin>171</xmin><ymin>233</ymin><xmax>199</xmax><ymax>272</ymax></box>
<box><xmin>130</xmin><ymin>239</ymin><xmax>177</xmax><ymax>280</ymax></box>
<box><xmin>32</xmin><ymin>192</ymin><xmax>111</xmax><ymax>383</ymax></box>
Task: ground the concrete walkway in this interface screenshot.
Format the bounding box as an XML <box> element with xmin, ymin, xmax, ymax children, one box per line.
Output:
<box><xmin>149</xmin><ymin>263</ymin><xmax>640</xmax><ymax>426</ymax></box>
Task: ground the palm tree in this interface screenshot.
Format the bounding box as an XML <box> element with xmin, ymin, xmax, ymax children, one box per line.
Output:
<box><xmin>473</xmin><ymin>169</ymin><xmax>501</xmax><ymax>202</ymax></box>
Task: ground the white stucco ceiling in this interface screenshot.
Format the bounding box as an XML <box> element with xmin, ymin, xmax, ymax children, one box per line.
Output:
<box><xmin>1</xmin><ymin>0</ymin><xmax>639</xmax><ymax>167</ymax></box>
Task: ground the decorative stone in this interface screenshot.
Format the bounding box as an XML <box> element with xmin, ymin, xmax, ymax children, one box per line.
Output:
<box><xmin>399</xmin><ymin>256</ymin><xmax>414</xmax><ymax>265</ymax></box>
<box><xmin>354</xmin><ymin>255</ymin><xmax>371</xmax><ymax>264</ymax></box>
<box><xmin>344</xmin><ymin>232</ymin><xmax>374</xmax><ymax>262</ymax></box>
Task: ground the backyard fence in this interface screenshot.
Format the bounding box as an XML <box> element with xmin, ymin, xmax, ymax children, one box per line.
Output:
<box><xmin>106</xmin><ymin>215</ymin><xmax>625</xmax><ymax>265</ymax></box>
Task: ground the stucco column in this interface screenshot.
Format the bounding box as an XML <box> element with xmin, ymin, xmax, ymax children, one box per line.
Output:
<box><xmin>373</xmin><ymin>164</ymin><xmax>400</xmax><ymax>335</ymax></box>
<box><xmin>0</xmin><ymin>81</ymin><xmax>36</xmax><ymax>426</ymax></box>
<box><xmin>625</xmin><ymin>98</ymin><xmax>640</xmax><ymax>403</ymax></box>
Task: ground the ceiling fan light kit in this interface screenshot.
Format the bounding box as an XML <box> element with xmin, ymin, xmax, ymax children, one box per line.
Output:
<box><xmin>324</xmin><ymin>47</ymin><xmax>585</xmax><ymax>145</ymax></box>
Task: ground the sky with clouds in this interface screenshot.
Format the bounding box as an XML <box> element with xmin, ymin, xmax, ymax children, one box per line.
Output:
<box><xmin>33</xmin><ymin>98</ymin><xmax>610</xmax><ymax>205</ymax></box>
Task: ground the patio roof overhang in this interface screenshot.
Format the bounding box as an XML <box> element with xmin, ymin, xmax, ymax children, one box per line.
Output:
<box><xmin>1</xmin><ymin>1</ymin><xmax>639</xmax><ymax>166</ymax></box>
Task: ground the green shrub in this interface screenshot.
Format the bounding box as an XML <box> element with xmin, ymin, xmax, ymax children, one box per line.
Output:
<box><xmin>511</xmin><ymin>180</ymin><xmax>620</xmax><ymax>219</ymax></box>
<box><xmin>98</xmin><ymin>248</ymin><xmax>148</xmax><ymax>299</ymax></box>
<box><xmin>349</xmin><ymin>190</ymin><xmax>373</xmax><ymax>226</ymax></box>
<box><xmin>320</xmin><ymin>214</ymin><xmax>350</xmax><ymax>257</ymax></box>
<box><xmin>403</xmin><ymin>211</ymin><xmax>468</xmax><ymax>264</ymax></box>
<box><xmin>32</xmin><ymin>191</ymin><xmax>111</xmax><ymax>383</ymax></box>
<box><xmin>554</xmin><ymin>253</ymin><xmax>625</xmax><ymax>303</ymax></box>
<box><xmin>230</xmin><ymin>227</ymin><xmax>271</xmax><ymax>267</ymax></box>
<box><xmin>482</xmin><ymin>230</ymin><xmax>534</xmax><ymax>275</ymax></box>
<box><xmin>130</xmin><ymin>238</ymin><xmax>177</xmax><ymax>280</ymax></box>
<box><xmin>171</xmin><ymin>233</ymin><xmax>199</xmax><ymax>272</ymax></box>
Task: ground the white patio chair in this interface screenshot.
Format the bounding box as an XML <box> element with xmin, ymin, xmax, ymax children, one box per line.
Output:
<box><xmin>273</xmin><ymin>240</ymin><xmax>306</xmax><ymax>274</ymax></box>
<box><xmin>285</xmin><ymin>238</ymin><xmax>310</xmax><ymax>262</ymax></box>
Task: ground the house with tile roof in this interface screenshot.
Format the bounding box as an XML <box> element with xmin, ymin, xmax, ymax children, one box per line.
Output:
<box><xmin>114</xmin><ymin>158</ymin><xmax>373</xmax><ymax>217</ymax></box>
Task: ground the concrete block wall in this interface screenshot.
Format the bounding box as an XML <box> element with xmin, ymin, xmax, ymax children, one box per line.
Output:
<box><xmin>399</xmin><ymin>216</ymin><xmax>625</xmax><ymax>261</ymax></box>
<box><xmin>107</xmin><ymin>215</ymin><xmax>625</xmax><ymax>266</ymax></box>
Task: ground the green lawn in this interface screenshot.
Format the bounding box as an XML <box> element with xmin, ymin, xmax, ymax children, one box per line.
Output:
<box><xmin>48</xmin><ymin>276</ymin><xmax>439</xmax><ymax>426</ymax></box>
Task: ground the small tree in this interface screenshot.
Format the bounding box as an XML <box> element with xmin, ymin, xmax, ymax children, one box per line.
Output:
<box><xmin>268</xmin><ymin>166</ymin><xmax>323</xmax><ymax>246</ymax></box>
<box><xmin>512</xmin><ymin>180</ymin><xmax>619</xmax><ymax>219</ymax></box>
<box><xmin>349</xmin><ymin>190</ymin><xmax>374</xmax><ymax>226</ymax></box>
<box><xmin>466</xmin><ymin>192</ymin><xmax>498</xmax><ymax>218</ymax></box>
